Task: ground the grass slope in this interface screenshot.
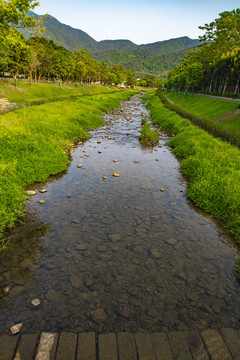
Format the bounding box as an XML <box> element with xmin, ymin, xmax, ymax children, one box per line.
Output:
<box><xmin>0</xmin><ymin>88</ymin><xmax>137</xmax><ymax>241</ymax></box>
<box><xmin>164</xmin><ymin>92</ymin><xmax>236</xmax><ymax>119</ymax></box>
<box><xmin>145</xmin><ymin>94</ymin><xmax>240</xmax><ymax>245</ymax></box>
<box><xmin>0</xmin><ymin>80</ymin><xmax>116</xmax><ymax>105</ymax></box>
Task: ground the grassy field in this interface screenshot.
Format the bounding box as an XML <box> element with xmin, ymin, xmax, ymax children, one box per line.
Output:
<box><xmin>145</xmin><ymin>94</ymin><xmax>240</xmax><ymax>249</ymax></box>
<box><xmin>0</xmin><ymin>86</ymin><xmax>138</xmax><ymax>241</ymax></box>
<box><xmin>164</xmin><ymin>91</ymin><xmax>238</xmax><ymax>119</ymax></box>
<box><xmin>0</xmin><ymin>80</ymin><xmax>117</xmax><ymax>105</ymax></box>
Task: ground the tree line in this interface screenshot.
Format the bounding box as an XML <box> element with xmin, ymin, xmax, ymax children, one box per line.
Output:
<box><xmin>165</xmin><ymin>9</ymin><xmax>240</xmax><ymax>96</ymax></box>
<box><xmin>0</xmin><ymin>0</ymin><xmax>136</xmax><ymax>86</ymax></box>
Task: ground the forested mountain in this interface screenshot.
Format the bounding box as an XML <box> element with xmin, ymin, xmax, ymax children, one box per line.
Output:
<box><xmin>21</xmin><ymin>12</ymin><xmax>198</xmax><ymax>77</ymax></box>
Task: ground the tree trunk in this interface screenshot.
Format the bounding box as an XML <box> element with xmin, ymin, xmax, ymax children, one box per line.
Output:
<box><xmin>29</xmin><ymin>69</ymin><xmax>32</xmax><ymax>87</ymax></box>
<box><xmin>223</xmin><ymin>77</ymin><xmax>228</xmax><ymax>94</ymax></box>
<box><xmin>235</xmin><ymin>75</ymin><xmax>240</xmax><ymax>94</ymax></box>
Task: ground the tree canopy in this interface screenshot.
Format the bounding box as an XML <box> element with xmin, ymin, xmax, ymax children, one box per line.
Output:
<box><xmin>165</xmin><ymin>9</ymin><xmax>240</xmax><ymax>95</ymax></box>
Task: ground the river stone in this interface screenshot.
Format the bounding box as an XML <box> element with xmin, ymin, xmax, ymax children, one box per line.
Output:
<box><xmin>46</xmin><ymin>290</ymin><xmax>61</xmax><ymax>302</ymax></box>
<box><xmin>92</xmin><ymin>308</ymin><xmax>107</xmax><ymax>324</ymax></box>
<box><xmin>133</xmin><ymin>245</ymin><xmax>144</xmax><ymax>254</ymax></box>
<box><xmin>76</xmin><ymin>243</ymin><xmax>88</xmax><ymax>251</ymax></box>
<box><xmin>3</xmin><ymin>286</ymin><xmax>10</xmax><ymax>294</ymax></box>
<box><xmin>97</xmin><ymin>141</ymin><xmax>101</xmax><ymax>144</ymax></box>
<box><xmin>39</xmin><ymin>189</ymin><xmax>48</xmax><ymax>193</ymax></box>
<box><xmin>26</xmin><ymin>190</ymin><xmax>36</xmax><ymax>196</ymax></box>
<box><xmin>166</xmin><ymin>238</ymin><xmax>178</xmax><ymax>246</ymax></box>
<box><xmin>98</xmin><ymin>151</ymin><xmax>102</xmax><ymax>154</ymax></box>
<box><xmin>39</xmin><ymin>200</ymin><xmax>46</xmax><ymax>204</ymax></box>
<box><xmin>97</xmin><ymin>245</ymin><xmax>108</xmax><ymax>252</ymax></box>
<box><xmin>69</xmin><ymin>275</ymin><xmax>83</xmax><ymax>288</ymax></box>
<box><xmin>117</xmin><ymin>305</ymin><xmax>132</xmax><ymax>319</ymax></box>
<box><xmin>83</xmin><ymin>275</ymin><xmax>93</xmax><ymax>287</ymax></box>
<box><xmin>113</xmin><ymin>173</ymin><xmax>120</xmax><ymax>177</ymax></box>
<box><xmin>102</xmin><ymin>176</ymin><xmax>107</xmax><ymax>180</ymax></box>
<box><xmin>77</xmin><ymin>164</ymin><xmax>82</xmax><ymax>168</ymax></box>
<box><xmin>151</xmin><ymin>249</ymin><xmax>161</xmax><ymax>259</ymax></box>
<box><xmin>10</xmin><ymin>286</ymin><xmax>25</xmax><ymax>296</ymax></box>
<box><xmin>108</xmin><ymin>234</ymin><xmax>121</xmax><ymax>242</ymax></box>
<box><xmin>10</xmin><ymin>323</ymin><xmax>23</xmax><ymax>335</ymax></box>
<box><xmin>147</xmin><ymin>307</ymin><xmax>158</xmax><ymax>318</ymax></box>
<box><xmin>98</xmin><ymin>253</ymin><xmax>111</xmax><ymax>261</ymax></box>
<box><xmin>30</xmin><ymin>298</ymin><xmax>41</xmax><ymax>307</ymax></box>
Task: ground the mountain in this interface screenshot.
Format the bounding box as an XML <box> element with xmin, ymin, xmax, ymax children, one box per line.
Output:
<box><xmin>23</xmin><ymin>12</ymin><xmax>199</xmax><ymax>77</ymax></box>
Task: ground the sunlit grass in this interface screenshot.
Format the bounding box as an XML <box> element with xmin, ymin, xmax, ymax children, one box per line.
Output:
<box><xmin>164</xmin><ymin>91</ymin><xmax>236</xmax><ymax>119</ymax></box>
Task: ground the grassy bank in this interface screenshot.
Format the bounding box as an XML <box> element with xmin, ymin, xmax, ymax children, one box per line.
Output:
<box><xmin>145</xmin><ymin>94</ymin><xmax>240</xmax><ymax>246</ymax></box>
<box><xmin>0</xmin><ymin>80</ymin><xmax>117</xmax><ymax>105</ymax></box>
<box><xmin>0</xmin><ymin>88</ymin><xmax>137</xmax><ymax>241</ymax></box>
<box><xmin>158</xmin><ymin>91</ymin><xmax>240</xmax><ymax>148</ymax></box>
<box><xmin>164</xmin><ymin>91</ymin><xmax>237</xmax><ymax>119</ymax></box>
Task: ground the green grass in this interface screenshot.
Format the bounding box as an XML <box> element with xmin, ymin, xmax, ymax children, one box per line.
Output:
<box><xmin>139</xmin><ymin>119</ymin><xmax>159</xmax><ymax>145</ymax></box>
<box><xmin>165</xmin><ymin>91</ymin><xmax>236</xmax><ymax>119</ymax></box>
<box><xmin>218</xmin><ymin>115</ymin><xmax>240</xmax><ymax>131</ymax></box>
<box><xmin>0</xmin><ymin>80</ymin><xmax>117</xmax><ymax>105</ymax></box>
<box><xmin>0</xmin><ymin>88</ymin><xmax>138</xmax><ymax>239</ymax></box>
<box><xmin>146</xmin><ymin>95</ymin><xmax>240</xmax><ymax>246</ymax></box>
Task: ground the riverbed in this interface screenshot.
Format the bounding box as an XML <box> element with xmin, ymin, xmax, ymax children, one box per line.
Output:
<box><xmin>0</xmin><ymin>94</ymin><xmax>239</xmax><ymax>334</ymax></box>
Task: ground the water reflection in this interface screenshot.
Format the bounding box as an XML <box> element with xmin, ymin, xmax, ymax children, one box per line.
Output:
<box><xmin>0</xmin><ymin>95</ymin><xmax>239</xmax><ymax>334</ymax></box>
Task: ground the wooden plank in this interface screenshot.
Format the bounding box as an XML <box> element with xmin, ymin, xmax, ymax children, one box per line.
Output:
<box><xmin>135</xmin><ymin>333</ymin><xmax>156</xmax><ymax>360</ymax></box>
<box><xmin>151</xmin><ymin>332</ymin><xmax>173</xmax><ymax>360</ymax></box>
<box><xmin>201</xmin><ymin>329</ymin><xmax>232</xmax><ymax>360</ymax></box>
<box><xmin>55</xmin><ymin>332</ymin><xmax>77</xmax><ymax>360</ymax></box>
<box><xmin>118</xmin><ymin>332</ymin><xmax>137</xmax><ymax>360</ymax></box>
<box><xmin>184</xmin><ymin>330</ymin><xmax>210</xmax><ymax>360</ymax></box>
<box><xmin>0</xmin><ymin>335</ymin><xmax>19</xmax><ymax>360</ymax></box>
<box><xmin>168</xmin><ymin>331</ymin><xmax>192</xmax><ymax>360</ymax></box>
<box><xmin>99</xmin><ymin>333</ymin><xmax>118</xmax><ymax>360</ymax></box>
<box><xmin>14</xmin><ymin>334</ymin><xmax>39</xmax><ymax>360</ymax></box>
<box><xmin>77</xmin><ymin>333</ymin><xmax>96</xmax><ymax>360</ymax></box>
<box><xmin>221</xmin><ymin>328</ymin><xmax>240</xmax><ymax>360</ymax></box>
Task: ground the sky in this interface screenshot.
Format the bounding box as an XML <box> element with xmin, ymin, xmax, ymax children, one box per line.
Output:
<box><xmin>36</xmin><ymin>0</ymin><xmax>240</xmax><ymax>44</ymax></box>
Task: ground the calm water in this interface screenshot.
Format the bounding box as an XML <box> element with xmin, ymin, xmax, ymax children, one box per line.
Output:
<box><xmin>0</xmin><ymin>94</ymin><xmax>240</xmax><ymax>334</ymax></box>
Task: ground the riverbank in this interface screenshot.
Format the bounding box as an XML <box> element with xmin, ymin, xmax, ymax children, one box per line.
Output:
<box><xmin>0</xmin><ymin>89</ymin><xmax>137</xmax><ymax>242</ymax></box>
<box><xmin>145</xmin><ymin>94</ymin><xmax>240</xmax><ymax>249</ymax></box>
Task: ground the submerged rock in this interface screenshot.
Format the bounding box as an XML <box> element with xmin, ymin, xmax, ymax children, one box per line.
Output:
<box><xmin>69</xmin><ymin>275</ymin><xmax>83</xmax><ymax>288</ymax></box>
<box><xmin>38</xmin><ymin>200</ymin><xmax>46</xmax><ymax>204</ymax></box>
<box><xmin>117</xmin><ymin>305</ymin><xmax>132</xmax><ymax>319</ymax></box>
<box><xmin>39</xmin><ymin>189</ymin><xmax>48</xmax><ymax>193</ymax></box>
<box><xmin>92</xmin><ymin>308</ymin><xmax>107</xmax><ymax>324</ymax></box>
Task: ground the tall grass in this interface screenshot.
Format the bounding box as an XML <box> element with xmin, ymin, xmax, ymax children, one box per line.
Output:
<box><xmin>139</xmin><ymin>119</ymin><xmax>159</xmax><ymax>145</ymax></box>
<box><xmin>0</xmin><ymin>89</ymin><xmax>137</xmax><ymax>238</ymax></box>
<box><xmin>147</xmin><ymin>95</ymin><xmax>240</xmax><ymax>244</ymax></box>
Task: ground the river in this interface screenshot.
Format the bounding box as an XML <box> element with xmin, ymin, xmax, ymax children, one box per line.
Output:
<box><xmin>0</xmin><ymin>94</ymin><xmax>239</xmax><ymax>334</ymax></box>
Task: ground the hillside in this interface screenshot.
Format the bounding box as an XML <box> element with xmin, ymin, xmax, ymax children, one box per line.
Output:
<box><xmin>22</xmin><ymin>12</ymin><xmax>199</xmax><ymax>77</ymax></box>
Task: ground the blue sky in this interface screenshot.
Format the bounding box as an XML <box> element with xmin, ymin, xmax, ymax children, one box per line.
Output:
<box><xmin>36</xmin><ymin>0</ymin><xmax>239</xmax><ymax>44</ymax></box>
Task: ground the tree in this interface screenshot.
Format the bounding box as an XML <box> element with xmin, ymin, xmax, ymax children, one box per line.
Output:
<box><xmin>0</xmin><ymin>0</ymin><xmax>43</xmax><ymax>75</ymax></box>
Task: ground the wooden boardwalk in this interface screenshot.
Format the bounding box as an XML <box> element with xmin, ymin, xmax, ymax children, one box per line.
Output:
<box><xmin>1</xmin><ymin>328</ymin><xmax>240</xmax><ymax>360</ymax></box>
